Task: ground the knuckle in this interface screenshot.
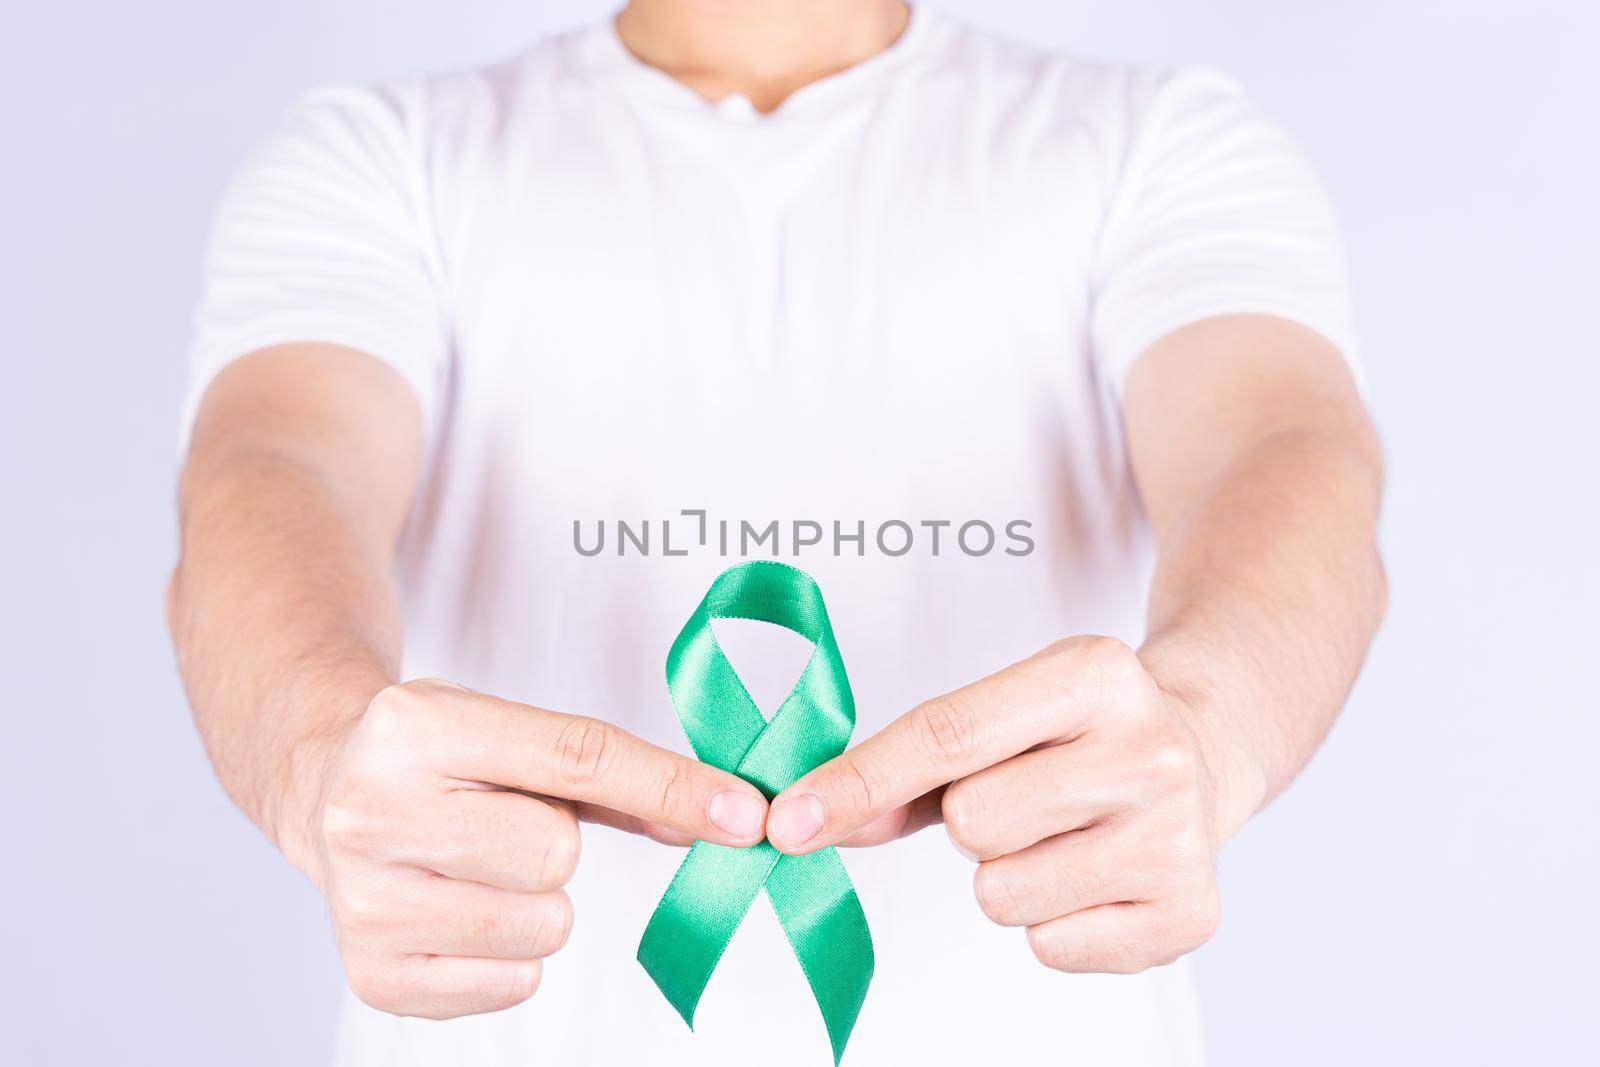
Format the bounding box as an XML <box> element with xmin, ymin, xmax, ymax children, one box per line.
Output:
<box><xmin>1163</xmin><ymin>821</ymin><xmax>1213</xmax><ymax>871</ymax></box>
<box><xmin>510</xmin><ymin>896</ymin><xmax>563</xmax><ymax>957</ymax></box>
<box><xmin>320</xmin><ymin>793</ymin><xmax>374</xmax><ymax>850</ymax></box>
<box><xmin>1071</xmin><ymin>635</ymin><xmax>1139</xmax><ymax>680</ymax></box>
<box><xmin>940</xmin><ymin>780</ymin><xmax>989</xmax><ymax>855</ymax></box>
<box><xmin>534</xmin><ymin>824</ymin><xmax>582</xmax><ymax>888</ymax></box>
<box><xmin>553</xmin><ymin>717</ymin><xmax>618</xmax><ymax>790</ymax></box>
<box><xmin>1168</xmin><ymin>891</ymin><xmax>1222</xmax><ymax>952</ymax></box>
<box><xmin>654</xmin><ymin>762</ymin><xmax>690</xmax><ymax>825</ymax></box>
<box><xmin>347</xmin><ymin>958</ymin><xmax>408</xmax><ymax>1014</ymax></box>
<box><xmin>541</xmin><ymin>893</ymin><xmax>576</xmax><ymax>955</ymax></box>
<box><xmin>498</xmin><ymin>960</ymin><xmax>542</xmax><ymax>1007</ymax></box>
<box><xmin>973</xmin><ymin>864</ymin><xmax>1023</xmax><ymax>926</ymax></box>
<box><xmin>505</xmin><ymin>896</ymin><xmax>563</xmax><ymax>958</ymax></box>
<box><xmin>463</xmin><ymin>960</ymin><xmax>538</xmax><ymax>1016</ymax></box>
<box><xmin>364</xmin><ymin>682</ymin><xmax>429</xmax><ymax>738</ymax></box>
<box><xmin>1145</xmin><ymin>731</ymin><xmax>1199</xmax><ymax>784</ymax></box>
<box><xmin>410</xmin><ymin>676</ymin><xmax>462</xmax><ymax>691</ymax></box>
<box><xmin>321</xmin><ymin>782</ymin><xmax>406</xmax><ymax>858</ymax></box>
<box><xmin>915</xmin><ymin>696</ymin><xmax>985</xmax><ymax>766</ymax></box>
<box><xmin>1026</xmin><ymin>923</ymin><xmax>1071</xmax><ymax>971</ymax></box>
<box><xmin>827</xmin><ymin>754</ymin><xmax>886</xmax><ymax>821</ymax></box>
<box><xmin>467</xmin><ymin>960</ymin><xmax>540</xmax><ymax>1014</ymax></box>
<box><xmin>333</xmin><ymin>878</ymin><xmax>384</xmax><ymax>932</ymax></box>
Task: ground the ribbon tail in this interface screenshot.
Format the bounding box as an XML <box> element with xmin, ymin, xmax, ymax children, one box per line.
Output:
<box><xmin>766</xmin><ymin>849</ymin><xmax>875</xmax><ymax>1064</ymax></box>
<box><xmin>638</xmin><ymin>840</ymin><xmax>782</xmax><ymax>1027</ymax></box>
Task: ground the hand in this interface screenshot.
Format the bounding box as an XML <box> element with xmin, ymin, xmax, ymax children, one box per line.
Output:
<box><xmin>306</xmin><ymin>678</ymin><xmax>770</xmax><ymax>1018</ymax></box>
<box><xmin>766</xmin><ymin>637</ymin><xmax>1225</xmax><ymax>974</ymax></box>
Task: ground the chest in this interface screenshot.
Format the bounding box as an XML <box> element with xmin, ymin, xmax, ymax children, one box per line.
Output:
<box><xmin>422</xmin><ymin>88</ymin><xmax>1120</xmax><ymax>512</ymax></box>
<box><xmin>447</xmin><ymin>90</ymin><xmax>1109</xmax><ymax>367</ymax></box>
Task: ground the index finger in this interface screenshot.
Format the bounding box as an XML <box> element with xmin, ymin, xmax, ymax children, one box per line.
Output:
<box><xmin>766</xmin><ymin>653</ymin><xmax>1099</xmax><ymax>854</ymax></box>
<box><xmin>429</xmin><ymin>687</ymin><xmax>770</xmax><ymax>848</ymax></box>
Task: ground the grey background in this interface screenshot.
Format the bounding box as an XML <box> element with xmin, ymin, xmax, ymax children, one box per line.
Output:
<box><xmin>3</xmin><ymin>1</ymin><xmax>1595</xmax><ymax>1063</ymax></box>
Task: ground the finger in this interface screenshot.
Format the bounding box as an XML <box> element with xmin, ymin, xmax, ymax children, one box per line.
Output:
<box><xmin>942</xmin><ymin>738</ymin><xmax>1139</xmax><ymax>860</ymax></box>
<box><xmin>383</xmin><ymin>878</ymin><xmax>574</xmax><ymax>961</ymax></box>
<box><xmin>416</xmin><ymin>686</ymin><xmax>768</xmax><ymax>847</ymax></box>
<box><xmin>404</xmin><ymin>790</ymin><xmax>582</xmax><ymax>893</ymax></box>
<box><xmin>575</xmin><ymin>801</ymin><xmax>696</xmax><ymax>847</ymax></box>
<box><xmin>348</xmin><ymin>953</ymin><xmax>542</xmax><ymax>1020</ymax></box>
<box><xmin>836</xmin><ymin>788</ymin><xmax>946</xmax><ymax>847</ymax></box>
<box><xmin>1025</xmin><ymin>897</ymin><xmax>1219</xmax><ymax>974</ymax></box>
<box><xmin>769</xmin><ymin>647</ymin><xmax>1115</xmax><ymax>853</ymax></box>
<box><xmin>972</xmin><ymin>829</ymin><xmax>1154</xmax><ymax>927</ymax></box>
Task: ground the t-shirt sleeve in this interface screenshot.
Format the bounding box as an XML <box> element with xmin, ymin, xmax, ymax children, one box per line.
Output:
<box><xmin>181</xmin><ymin>82</ymin><xmax>448</xmax><ymax>446</ymax></box>
<box><xmin>1089</xmin><ymin>67</ymin><xmax>1360</xmax><ymax>394</ymax></box>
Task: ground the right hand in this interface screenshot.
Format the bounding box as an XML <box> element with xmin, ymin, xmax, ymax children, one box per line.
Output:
<box><xmin>308</xmin><ymin>678</ymin><xmax>770</xmax><ymax>1019</ymax></box>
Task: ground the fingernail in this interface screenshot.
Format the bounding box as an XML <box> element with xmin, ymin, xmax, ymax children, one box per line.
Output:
<box><xmin>707</xmin><ymin>790</ymin><xmax>766</xmax><ymax>840</ymax></box>
<box><xmin>769</xmin><ymin>794</ymin><xmax>825</xmax><ymax>849</ymax></box>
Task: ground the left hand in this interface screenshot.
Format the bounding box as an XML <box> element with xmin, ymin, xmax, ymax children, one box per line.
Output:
<box><xmin>765</xmin><ymin>636</ymin><xmax>1225</xmax><ymax>974</ymax></box>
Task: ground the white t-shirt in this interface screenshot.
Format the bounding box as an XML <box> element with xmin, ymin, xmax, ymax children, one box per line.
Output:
<box><xmin>185</xmin><ymin>8</ymin><xmax>1355</xmax><ymax>1065</ymax></box>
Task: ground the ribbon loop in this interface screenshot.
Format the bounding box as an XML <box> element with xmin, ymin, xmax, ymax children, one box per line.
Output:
<box><xmin>638</xmin><ymin>561</ymin><xmax>874</xmax><ymax>1063</ymax></box>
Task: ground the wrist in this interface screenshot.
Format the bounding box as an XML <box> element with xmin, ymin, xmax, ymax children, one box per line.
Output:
<box><xmin>267</xmin><ymin>671</ymin><xmax>389</xmax><ymax>886</ymax></box>
<box><xmin>270</xmin><ymin>724</ymin><xmax>349</xmax><ymax>885</ymax></box>
<box><xmin>1137</xmin><ymin>637</ymin><xmax>1270</xmax><ymax>843</ymax></box>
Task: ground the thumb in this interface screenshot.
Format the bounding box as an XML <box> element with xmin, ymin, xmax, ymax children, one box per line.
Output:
<box><xmin>573</xmin><ymin>801</ymin><xmax>698</xmax><ymax>847</ymax></box>
<box><xmin>833</xmin><ymin>788</ymin><xmax>947</xmax><ymax>847</ymax></box>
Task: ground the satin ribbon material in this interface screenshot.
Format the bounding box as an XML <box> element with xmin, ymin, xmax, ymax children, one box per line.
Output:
<box><xmin>637</xmin><ymin>561</ymin><xmax>874</xmax><ymax>1063</ymax></box>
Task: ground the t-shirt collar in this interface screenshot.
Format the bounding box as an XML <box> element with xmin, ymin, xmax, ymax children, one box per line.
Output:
<box><xmin>583</xmin><ymin>4</ymin><xmax>938</xmax><ymax>121</ymax></box>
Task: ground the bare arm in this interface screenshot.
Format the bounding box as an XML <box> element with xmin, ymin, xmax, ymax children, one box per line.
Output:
<box><xmin>170</xmin><ymin>344</ymin><xmax>771</xmax><ymax>1017</ymax></box>
<box><xmin>169</xmin><ymin>342</ymin><xmax>419</xmax><ymax>877</ymax></box>
<box><xmin>764</xmin><ymin>314</ymin><xmax>1385</xmax><ymax>972</ymax></box>
<box><xmin>1126</xmin><ymin>313</ymin><xmax>1387</xmax><ymax>839</ymax></box>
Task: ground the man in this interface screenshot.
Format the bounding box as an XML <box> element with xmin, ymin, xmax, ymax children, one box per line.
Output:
<box><xmin>169</xmin><ymin>0</ymin><xmax>1385</xmax><ymax>1063</ymax></box>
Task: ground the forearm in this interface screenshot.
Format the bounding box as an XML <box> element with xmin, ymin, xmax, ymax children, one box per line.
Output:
<box><xmin>169</xmin><ymin>448</ymin><xmax>402</xmax><ymax>881</ymax></box>
<box><xmin>1136</xmin><ymin>424</ymin><xmax>1386</xmax><ymax>841</ymax></box>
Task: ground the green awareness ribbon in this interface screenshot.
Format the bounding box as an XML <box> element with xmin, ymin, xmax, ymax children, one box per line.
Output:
<box><xmin>637</xmin><ymin>561</ymin><xmax>874</xmax><ymax>1063</ymax></box>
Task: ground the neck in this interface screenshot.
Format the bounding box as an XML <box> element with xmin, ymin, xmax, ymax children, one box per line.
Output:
<box><xmin>614</xmin><ymin>0</ymin><xmax>912</xmax><ymax>113</ymax></box>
